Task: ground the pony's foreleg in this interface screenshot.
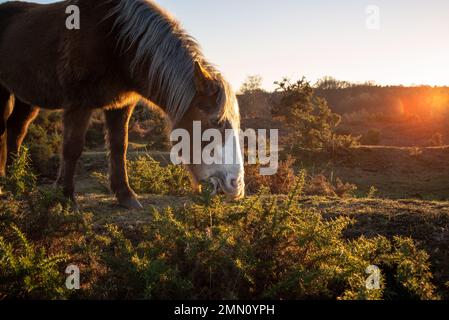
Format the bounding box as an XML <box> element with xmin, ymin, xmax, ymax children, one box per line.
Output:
<box><xmin>6</xmin><ymin>100</ymin><xmax>39</xmax><ymax>167</ymax></box>
<box><xmin>0</xmin><ymin>87</ymin><xmax>14</xmax><ymax>178</ymax></box>
<box><xmin>104</xmin><ymin>104</ymin><xmax>143</xmax><ymax>209</ymax></box>
<box><xmin>56</xmin><ymin>107</ymin><xmax>92</xmax><ymax>205</ymax></box>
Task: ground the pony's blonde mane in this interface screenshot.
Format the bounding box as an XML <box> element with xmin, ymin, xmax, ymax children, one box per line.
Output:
<box><xmin>105</xmin><ymin>0</ymin><xmax>239</xmax><ymax>125</ymax></box>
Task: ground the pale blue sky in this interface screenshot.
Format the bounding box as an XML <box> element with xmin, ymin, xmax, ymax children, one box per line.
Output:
<box><xmin>4</xmin><ymin>0</ymin><xmax>449</xmax><ymax>89</ymax></box>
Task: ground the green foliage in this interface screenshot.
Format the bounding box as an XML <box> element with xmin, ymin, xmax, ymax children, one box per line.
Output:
<box><xmin>0</xmin><ymin>146</ymin><xmax>36</xmax><ymax>196</ymax></box>
<box><xmin>126</xmin><ymin>155</ymin><xmax>192</xmax><ymax>196</ymax></box>
<box><xmin>273</xmin><ymin>78</ymin><xmax>360</xmax><ymax>152</ymax></box>
<box><xmin>0</xmin><ymin>145</ymin><xmax>441</xmax><ymax>300</ymax></box>
<box><xmin>0</xmin><ymin>224</ymin><xmax>69</xmax><ymax>299</ymax></box>
<box><xmin>130</xmin><ymin>102</ymin><xmax>170</xmax><ymax>150</ymax></box>
<box><xmin>367</xmin><ymin>186</ymin><xmax>378</xmax><ymax>199</ymax></box>
<box><xmin>25</xmin><ymin>111</ymin><xmax>61</xmax><ymax>177</ymax></box>
<box><xmin>94</xmin><ymin>184</ymin><xmax>438</xmax><ymax>300</ymax></box>
<box><xmin>94</xmin><ymin>224</ymin><xmax>193</xmax><ymax>299</ymax></box>
<box><xmin>92</xmin><ymin>155</ymin><xmax>192</xmax><ymax>196</ymax></box>
<box><xmin>1</xmin><ymin>188</ymin><xmax>84</xmax><ymax>241</ymax></box>
<box><xmin>240</xmin><ymin>75</ymin><xmax>264</xmax><ymax>94</ymax></box>
<box><xmin>0</xmin><ymin>152</ymin><xmax>84</xmax><ymax>239</ymax></box>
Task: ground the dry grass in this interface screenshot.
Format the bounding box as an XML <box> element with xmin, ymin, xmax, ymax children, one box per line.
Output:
<box><xmin>295</xmin><ymin>146</ymin><xmax>449</xmax><ymax>200</ymax></box>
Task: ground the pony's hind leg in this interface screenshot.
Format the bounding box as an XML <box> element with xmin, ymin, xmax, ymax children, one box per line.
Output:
<box><xmin>6</xmin><ymin>99</ymin><xmax>39</xmax><ymax>167</ymax></box>
<box><xmin>104</xmin><ymin>104</ymin><xmax>143</xmax><ymax>209</ymax></box>
<box><xmin>56</xmin><ymin>107</ymin><xmax>92</xmax><ymax>205</ymax></box>
<box><xmin>0</xmin><ymin>87</ymin><xmax>14</xmax><ymax>178</ymax></box>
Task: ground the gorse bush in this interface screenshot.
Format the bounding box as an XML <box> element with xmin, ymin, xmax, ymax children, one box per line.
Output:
<box><xmin>0</xmin><ymin>188</ymin><xmax>82</xmax><ymax>240</ymax></box>
<box><xmin>0</xmin><ymin>146</ymin><xmax>36</xmax><ymax>196</ymax></box>
<box><xmin>0</xmin><ymin>154</ymin><xmax>86</xmax><ymax>299</ymax></box>
<box><xmin>130</xmin><ymin>102</ymin><xmax>170</xmax><ymax>150</ymax></box>
<box><xmin>1</xmin><ymin>149</ymin><xmax>82</xmax><ymax>238</ymax></box>
<box><xmin>92</xmin><ymin>155</ymin><xmax>192</xmax><ymax>196</ymax></box>
<box><xmin>0</xmin><ymin>185</ymin><xmax>90</xmax><ymax>299</ymax></box>
<box><xmin>127</xmin><ymin>155</ymin><xmax>192</xmax><ymax>196</ymax></box>
<box><xmin>0</xmin><ymin>224</ymin><xmax>69</xmax><ymax>299</ymax></box>
<box><xmin>25</xmin><ymin>111</ymin><xmax>62</xmax><ymax>177</ymax></box>
<box><xmin>273</xmin><ymin>78</ymin><xmax>360</xmax><ymax>153</ymax></box>
<box><xmin>94</xmin><ymin>183</ymin><xmax>437</xmax><ymax>300</ymax></box>
<box><xmin>0</xmin><ymin>146</ymin><xmax>441</xmax><ymax>300</ymax></box>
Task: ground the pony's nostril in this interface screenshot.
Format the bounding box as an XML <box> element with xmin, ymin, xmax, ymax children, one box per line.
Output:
<box><xmin>230</xmin><ymin>178</ymin><xmax>238</xmax><ymax>189</ymax></box>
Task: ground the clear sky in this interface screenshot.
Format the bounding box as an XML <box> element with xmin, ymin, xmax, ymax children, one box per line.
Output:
<box><xmin>5</xmin><ymin>0</ymin><xmax>449</xmax><ymax>90</ymax></box>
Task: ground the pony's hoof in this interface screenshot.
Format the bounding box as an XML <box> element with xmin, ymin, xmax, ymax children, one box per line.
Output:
<box><xmin>119</xmin><ymin>197</ymin><xmax>144</xmax><ymax>210</ymax></box>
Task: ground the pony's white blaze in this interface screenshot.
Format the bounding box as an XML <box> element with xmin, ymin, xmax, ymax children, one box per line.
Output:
<box><xmin>197</xmin><ymin>126</ymin><xmax>245</xmax><ymax>199</ymax></box>
<box><xmin>220</xmin><ymin>126</ymin><xmax>245</xmax><ymax>198</ymax></box>
<box><xmin>200</xmin><ymin>88</ymin><xmax>245</xmax><ymax>199</ymax></box>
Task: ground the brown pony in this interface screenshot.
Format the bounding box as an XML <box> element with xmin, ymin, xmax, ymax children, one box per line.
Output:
<box><xmin>0</xmin><ymin>0</ymin><xmax>245</xmax><ymax>209</ymax></box>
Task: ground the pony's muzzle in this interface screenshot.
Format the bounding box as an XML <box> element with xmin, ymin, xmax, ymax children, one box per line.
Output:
<box><xmin>220</xmin><ymin>175</ymin><xmax>245</xmax><ymax>200</ymax></box>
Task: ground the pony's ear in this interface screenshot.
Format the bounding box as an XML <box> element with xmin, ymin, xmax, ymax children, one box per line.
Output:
<box><xmin>194</xmin><ymin>61</ymin><xmax>218</xmax><ymax>96</ymax></box>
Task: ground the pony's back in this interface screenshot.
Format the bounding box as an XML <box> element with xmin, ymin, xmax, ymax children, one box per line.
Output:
<box><xmin>0</xmin><ymin>2</ymin><xmax>38</xmax><ymax>36</ymax></box>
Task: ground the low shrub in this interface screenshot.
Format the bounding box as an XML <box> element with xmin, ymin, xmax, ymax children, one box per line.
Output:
<box><xmin>93</xmin><ymin>185</ymin><xmax>437</xmax><ymax>300</ymax></box>
<box><xmin>129</xmin><ymin>102</ymin><xmax>170</xmax><ymax>150</ymax></box>
<box><xmin>272</xmin><ymin>77</ymin><xmax>360</xmax><ymax>153</ymax></box>
<box><xmin>245</xmin><ymin>157</ymin><xmax>297</xmax><ymax>194</ymax></box>
<box><xmin>0</xmin><ymin>224</ymin><xmax>69</xmax><ymax>299</ymax></box>
<box><xmin>1</xmin><ymin>150</ymin><xmax>85</xmax><ymax>238</ymax></box>
<box><xmin>0</xmin><ymin>147</ymin><xmax>441</xmax><ymax>300</ymax></box>
<box><xmin>0</xmin><ymin>146</ymin><xmax>36</xmax><ymax>196</ymax></box>
<box><xmin>93</xmin><ymin>155</ymin><xmax>192</xmax><ymax>196</ymax></box>
<box><xmin>25</xmin><ymin>111</ymin><xmax>62</xmax><ymax>177</ymax></box>
<box><xmin>127</xmin><ymin>155</ymin><xmax>192</xmax><ymax>196</ymax></box>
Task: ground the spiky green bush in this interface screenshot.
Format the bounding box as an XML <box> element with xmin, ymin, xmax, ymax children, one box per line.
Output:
<box><xmin>25</xmin><ymin>112</ymin><xmax>62</xmax><ymax>177</ymax></box>
<box><xmin>1</xmin><ymin>151</ymin><xmax>83</xmax><ymax>239</ymax></box>
<box><xmin>0</xmin><ymin>225</ymin><xmax>69</xmax><ymax>299</ymax></box>
<box><xmin>0</xmin><ymin>149</ymin><xmax>441</xmax><ymax>300</ymax></box>
<box><xmin>273</xmin><ymin>77</ymin><xmax>360</xmax><ymax>153</ymax></box>
<box><xmin>93</xmin><ymin>155</ymin><xmax>192</xmax><ymax>196</ymax></box>
<box><xmin>94</xmin><ymin>183</ymin><xmax>438</xmax><ymax>300</ymax></box>
<box><xmin>127</xmin><ymin>155</ymin><xmax>191</xmax><ymax>196</ymax></box>
<box><xmin>0</xmin><ymin>146</ymin><xmax>36</xmax><ymax>196</ymax></box>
